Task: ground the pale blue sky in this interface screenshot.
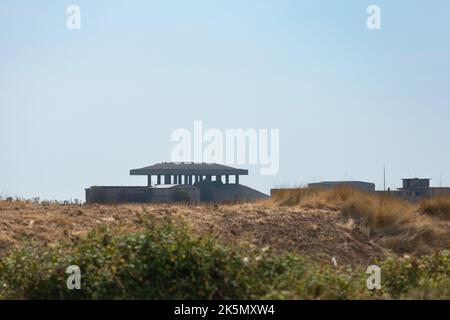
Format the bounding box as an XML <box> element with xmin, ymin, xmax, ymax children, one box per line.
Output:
<box><xmin>1</xmin><ymin>1</ymin><xmax>450</xmax><ymax>200</ymax></box>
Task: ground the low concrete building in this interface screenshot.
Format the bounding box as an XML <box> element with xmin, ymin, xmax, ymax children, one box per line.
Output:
<box><xmin>85</xmin><ymin>162</ymin><xmax>267</xmax><ymax>204</ymax></box>
<box><xmin>307</xmin><ymin>181</ymin><xmax>376</xmax><ymax>193</ymax></box>
<box><xmin>394</xmin><ymin>178</ymin><xmax>450</xmax><ymax>202</ymax></box>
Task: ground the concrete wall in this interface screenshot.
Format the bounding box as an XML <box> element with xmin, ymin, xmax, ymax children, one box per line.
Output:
<box><xmin>85</xmin><ymin>185</ymin><xmax>200</xmax><ymax>204</ymax></box>
<box><xmin>397</xmin><ymin>187</ymin><xmax>450</xmax><ymax>202</ymax></box>
<box><xmin>86</xmin><ymin>187</ymin><xmax>148</xmax><ymax>204</ymax></box>
<box><xmin>197</xmin><ymin>181</ymin><xmax>268</xmax><ymax>202</ymax></box>
<box><xmin>428</xmin><ymin>187</ymin><xmax>450</xmax><ymax>197</ymax></box>
<box><xmin>307</xmin><ymin>181</ymin><xmax>375</xmax><ymax>193</ymax></box>
<box><xmin>150</xmin><ymin>185</ymin><xmax>200</xmax><ymax>203</ymax></box>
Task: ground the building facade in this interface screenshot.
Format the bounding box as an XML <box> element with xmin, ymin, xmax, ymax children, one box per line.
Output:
<box><xmin>394</xmin><ymin>178</ymin><xmax>450</xmax><ymax>202</ymax></box>
<box><xmin>85</xmin><ymin>162</ymin><xmax>267</xmax><ymax>204</ymax></box>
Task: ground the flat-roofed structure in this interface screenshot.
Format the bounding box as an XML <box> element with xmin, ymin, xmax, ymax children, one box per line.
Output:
<box><xmin>307</xmin><ymin>181</ymin><xmax>376</xmax><ymax>193</ymax></box>
<box><xmin>130</xmin><ymin>162</ymin><xmax>248</xmax><ymax>186</ymax></box>
<box><xmin>394</xmin><ymin>178</ymin><xmax>450</xmax><ymax>202</ymax></box>
<box><xmin>85</xmin><ymin>162</ymin><xmax>266</xmax><ymax>204</ymax></box>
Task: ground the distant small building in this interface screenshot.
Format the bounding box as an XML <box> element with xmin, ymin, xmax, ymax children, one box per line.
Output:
<box><xmin>307</xmin><ymin>181</ymin><xmax>375</xmax><ymax>193</ymax></box>
<box><xmin>395</xmin><ymin>178</ymin><xmax>450</xmax><ymax>202</ymax></box>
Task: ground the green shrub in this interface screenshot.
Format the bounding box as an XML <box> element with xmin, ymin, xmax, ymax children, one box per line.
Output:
<box><xmin>0</xmin><ymin>221</ymin><xmax>306</xmax><ymax>300</ymax></box>
<box><xmin>0</xmin><ymin>219</ymin><xmax>448</xmax><ymax>300</ymax></box>
<box><xmin>379</xmin><ymin>251</ymin><xmax>450</xmax><ymax>299</ymax></box>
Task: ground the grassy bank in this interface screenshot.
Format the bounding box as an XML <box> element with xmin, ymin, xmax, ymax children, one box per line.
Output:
<box><xmin>0</xmin><ymin>219</ymin><xmax>448</xmax><ymax>300</ymax></box>
<box><xmin>271</xmin><ymin>187</ymin><xmax>450</xmax><ymax>254</ymax></box>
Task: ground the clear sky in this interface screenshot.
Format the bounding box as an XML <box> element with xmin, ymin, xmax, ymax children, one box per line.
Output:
<box><xmin>1</xmin><ymin>0</ymin><xmax>450</xmax><ymax>200</ymax></box>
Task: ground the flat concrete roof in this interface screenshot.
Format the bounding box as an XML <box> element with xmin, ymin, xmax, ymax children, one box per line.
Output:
<box><xmin>130</xmin><ymin>162</ymin><xmax>248</xmax><ymax>176</ymax></box>
<box><xmin>308</xmin><ymin>181</ymin><xmax>375</xmax><ymax>186</ymax></box>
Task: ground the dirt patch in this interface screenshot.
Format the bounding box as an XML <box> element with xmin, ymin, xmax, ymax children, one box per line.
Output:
<box><xmin>0</xmin><ymin>200</ymin><xmax>395</xmax><ymax>266</ymax></box>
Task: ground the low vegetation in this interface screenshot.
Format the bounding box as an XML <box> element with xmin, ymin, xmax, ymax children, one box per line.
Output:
<box><xmin>0</xmin><ymin>189</ymin><xmax>449</xmax><ymax>300</ymax></box>
<box><xmin>0</xmin><ymin>220</ymin><xmax>448</xmax><ymax>300</ymax></box>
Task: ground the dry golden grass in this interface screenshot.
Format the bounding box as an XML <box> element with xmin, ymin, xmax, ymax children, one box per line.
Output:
<box><xmin>419</xmin><ymin>197</ymin><xmax>450</xmax><ymax>219</ymax></box>
<box><xmin>271</xmin><ymin>187</ymin><xmax>449</xmax><ymax>255</ymax></box>
<box><xmin>0</xmin><ymin>200</ymin><xmax>387</xmax><ymax>266</ymax></box>
<box><xmin>0</xmin><ymin>189</ymin><xmax>449</xmax><ymax>266</ymax></box>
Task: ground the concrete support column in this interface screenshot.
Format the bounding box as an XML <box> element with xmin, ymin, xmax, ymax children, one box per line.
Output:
<box><xmin>178</xmin><ymin>175</ymin><xmax>182</xmax><ymax>185</ymax></box>
<box><xmin>225</xmin><ymin>175</ymin><xmax>229</xmax><ymax>184</ymax></box>
<box><xmin>174</xmin><ymin>175</ymin><xmax>178</xmax><ymax>184</ymax></box>
<box><xmin>216</xmin><ymin>175</ymin><xmax>221</xmax><ymax>183</ymax></box>
<box><xmin>207</xmin><ymin>175</ymin><xmax>212</xmax><ymax>182</ymax></box>
<box><xmin>165</xmin><ymin>175</ymin><xmax>171</xmax><ymax>184</ymax></box>
<box><xmin>184</xmin><ymin>175</ymin><xmax>188</xmax><ymax>185</ymax></box>
<box><xmin>235</xmin><ymin>175</ymin><xmax>239</xmax><ymax>184</ymax></box>
<box><xmin>157</xmin><ymin>175</ymin><xmax>161</xmax><ymax>185</ymax></box>
<box><xmin>147</xmin><ymin>175</ymin><xmax>152</xmax><ymax>187</ymax></box>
